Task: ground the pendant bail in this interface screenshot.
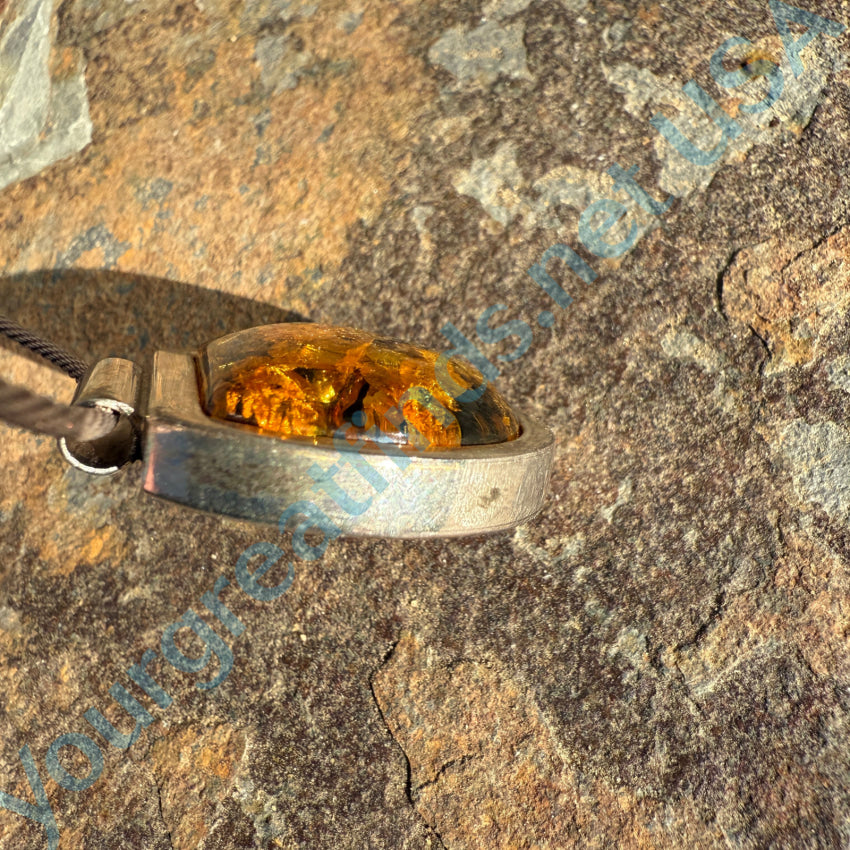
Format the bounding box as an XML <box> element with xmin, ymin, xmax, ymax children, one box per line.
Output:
<box><xmin>58</xmin><ymin>357</ymin><xmax>143</xmax><ymax>475</ymax></box>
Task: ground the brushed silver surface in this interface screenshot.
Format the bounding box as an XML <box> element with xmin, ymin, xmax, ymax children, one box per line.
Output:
<box><xmin>58</xmin><ymin>357</ymin><xmax>142</xmax><ymax>475</ymax></box>
<box><xmin>141</xmin><ymin>351</ymin><xmax>555</xmax><ymax>538</ymax></box>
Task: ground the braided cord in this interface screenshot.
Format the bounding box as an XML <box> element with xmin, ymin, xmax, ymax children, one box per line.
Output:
<box><xmin>0</xmin><ymin>315</ymin><xmax>118</xmax><ymax>441</ymax></box>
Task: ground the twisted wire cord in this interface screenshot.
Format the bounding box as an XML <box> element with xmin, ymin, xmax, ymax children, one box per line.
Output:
<box><xmin>0</xmin><ymin>315</ymin><xmax>117</xmax><ymax>441</ymax></box>
<box><xmin>0</xmin><ymin>378</ymin><xmax>118</xmax><ymax>440</ymax></box>
<box><xmin>0</xmin><ymin>315</ymin><xmax>88</xmax><ymax>381</ymax></box>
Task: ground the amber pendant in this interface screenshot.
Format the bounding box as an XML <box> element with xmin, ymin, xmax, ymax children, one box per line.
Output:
<box><xmin>58</xmin><ymin>324</ymin><xmax>554</xmax><ymax>538</ymax></box>
<box><xmin>199</xmin><ymin>323</ymin><xmax>520</xmax><ymax>450</ymax></box>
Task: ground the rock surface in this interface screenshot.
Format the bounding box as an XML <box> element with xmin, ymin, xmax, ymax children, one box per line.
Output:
<box><xmin>1</xmin><ymin>0</ymin><xmax>850</xmax><ymax>847</ymax></box>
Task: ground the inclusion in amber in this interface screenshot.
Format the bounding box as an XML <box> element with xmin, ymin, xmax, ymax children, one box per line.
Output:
<box><xmin>197</xmin><ymin>324</ymin><xmax>520</xmax><ymax>449</ymax></box>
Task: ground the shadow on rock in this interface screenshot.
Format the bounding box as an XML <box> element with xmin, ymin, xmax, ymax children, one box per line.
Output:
<box><xmin>0</xmin><ymin>268</ymin><xmax>310</xmax><ymax>373</ymax></box>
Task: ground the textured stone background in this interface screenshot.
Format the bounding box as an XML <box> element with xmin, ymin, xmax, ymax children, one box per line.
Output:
<box><xmin>1</xmin><ymin>0</ymin><xmax>850</xmax><ymax>847</ymax></box>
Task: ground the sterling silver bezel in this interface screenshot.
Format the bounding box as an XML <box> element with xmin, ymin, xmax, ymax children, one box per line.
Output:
<box><xmin>141</xmin><ymin>351</ymin><xmax>555</xmax><ymax>538</ymax></box>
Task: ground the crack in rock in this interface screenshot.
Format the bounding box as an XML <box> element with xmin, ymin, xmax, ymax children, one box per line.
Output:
<box><xmin>369</xmin><ymin>650</ymin><xmax>448</xmax><ymax>849</ymax></box>
<box><xmin>371</xmin><ymin>632</ymin><xmax>579</xmax><ymax>848</ymax></box>
<box><xmin>154</xmin><ymin>772</ymin><xmax>176</xmax><ymax>850</ymax></box>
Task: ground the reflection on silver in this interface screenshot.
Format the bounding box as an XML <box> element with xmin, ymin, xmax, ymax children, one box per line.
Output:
<box><xmin>141</xmin><ymin>351</ymin><xmax>554</xmax><ymax>538</ymax></box>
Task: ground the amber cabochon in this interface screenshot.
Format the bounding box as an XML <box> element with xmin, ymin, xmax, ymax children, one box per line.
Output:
<box><xmin>196</xmin><ymin>324</ymin><xmax>521</xmax><ymax>449</ymax></box>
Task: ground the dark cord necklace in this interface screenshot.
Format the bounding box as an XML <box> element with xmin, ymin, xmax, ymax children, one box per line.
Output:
<box><xmin>0</xmin><ymin>316</ymin><xmax>116</xmax><ymax>441</ymax></box>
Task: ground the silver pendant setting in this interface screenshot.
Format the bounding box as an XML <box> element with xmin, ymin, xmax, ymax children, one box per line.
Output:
<box><xmin>58</xmin><ymin>328</ymin><xmax>555</xmax><ymax>538</ymax></box>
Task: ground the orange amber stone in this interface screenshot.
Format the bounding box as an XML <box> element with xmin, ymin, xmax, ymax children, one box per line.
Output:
<box><xmin>197</xmin><ymin>324</ymin><xmax>520</xmax><ymax>449</ymax></box>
